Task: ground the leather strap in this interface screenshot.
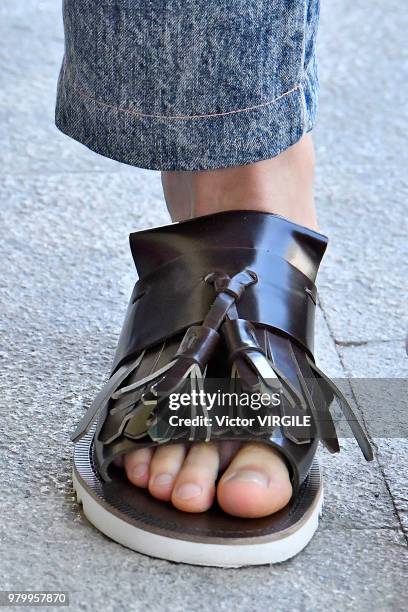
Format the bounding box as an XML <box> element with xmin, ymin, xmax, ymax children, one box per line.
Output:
<box><xmin>110</xmin><ymin>248</ymin><xmax>317</xmax><ymax>373</ymax></box>
<box><xmin>129</xmin><ymin>209</ymin><xmax>328</xmax><ymax>282</ymax></box>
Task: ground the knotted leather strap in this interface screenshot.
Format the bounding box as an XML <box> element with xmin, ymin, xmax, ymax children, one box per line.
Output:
<box><xmin>111</xmin><ymin>248</ymin><xmax>317</xmax><ymax>374</ymax></box>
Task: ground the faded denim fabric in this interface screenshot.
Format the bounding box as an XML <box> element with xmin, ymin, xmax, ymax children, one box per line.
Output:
<box><xmin>56</xmin><ymin>0</ymin><xmax>320</xmax><ymax>171</ymax></box>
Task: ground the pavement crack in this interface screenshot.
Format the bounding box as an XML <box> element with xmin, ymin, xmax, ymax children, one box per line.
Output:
<box><xmin>334</xmin><ymin>340</ymin><xmax>369</xmax><ymax>347</ymax></box>
<box><xmin>319</xmin><ymin>301</ymin><xmax>408</xmax><ymax>547</ymax></box>
<box><xmin>334</xmin><ymin>339</ymin><xmax>403</xmax><ymax>347</ymax></box>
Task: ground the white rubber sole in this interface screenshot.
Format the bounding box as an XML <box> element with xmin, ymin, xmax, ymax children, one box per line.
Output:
<box><xmin>73</xmin><ymin>469</ymin><xmax>323</xmax><ymax>567</ymax></box>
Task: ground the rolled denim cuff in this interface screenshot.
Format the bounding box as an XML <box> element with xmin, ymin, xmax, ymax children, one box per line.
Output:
<box><xmin>55</xmin><ymin>0</ymin><xmax>320</xmax><ymax>171</ymax></box>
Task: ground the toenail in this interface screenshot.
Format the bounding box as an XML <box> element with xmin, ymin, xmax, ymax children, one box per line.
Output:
<box><xmin>174</xmin><ymin>483</ymin><xmax>202</xmax><ymax>500</ymax></box>
<box><xmin>132</xmin><ymin>464</ymin><xmax>149</xmax><ymax>479</ymax></box>
<box><xmin>152</xmin><ymin>473</ymin><xmax>173</xmax><ymax>487</ymax></box>
<box><xmin>224</xmin><ymin>470</ymin><xmax>269</xmax><ymax>488</ymax></box>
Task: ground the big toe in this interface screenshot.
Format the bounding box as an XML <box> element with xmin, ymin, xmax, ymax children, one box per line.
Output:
<box><xmin>217</xmin><ymin>442</ymin><xmax>292</xmax><ymax>518</ymax></box>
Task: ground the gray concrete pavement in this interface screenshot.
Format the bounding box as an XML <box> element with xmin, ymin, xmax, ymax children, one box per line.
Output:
<box><xmin>1</xmin><ymin>1</ymin><xmax>407</xmax><ymax>610</ymax></box>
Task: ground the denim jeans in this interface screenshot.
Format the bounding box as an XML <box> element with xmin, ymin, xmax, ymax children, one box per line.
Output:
<box><xmin>55</xmin><ymin>0</ymin><xmax>320</xmax><ymax>171</ymax></box>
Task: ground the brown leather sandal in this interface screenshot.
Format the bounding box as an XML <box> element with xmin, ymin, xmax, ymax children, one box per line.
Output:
<box><xmin>71</xmin><ymin>210</ymin><xmax>373</xmax><ymax>567</ymax></box>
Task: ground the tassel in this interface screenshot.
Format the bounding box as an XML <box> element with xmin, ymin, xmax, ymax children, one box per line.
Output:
<box><xmin>98</xmin><ymin>341</ymin><xmax>179</xmax><ymax>444</ymax></box>
<box><xmin>221</xmin><ymin>318</ymin><xmax>312</xmax><ymax>444</ymax></box>
<box><xmin>110</xmin><ymin>325</ymin><xmax>218</xmax><ymax>443</ymax></box>
<box><xmin>285</xmin><ymin>340</ymin><xmax>340</xmax><ymax>454</ymax></box>
<box><xmin>145</xmin><ymin>361</ymin><xmax>211</xmax><ymax>443</ymax></box>
<box><xmin>257</xmin><ymin>330</ymin><xmax>342</xmax><ymax>452</ymax></box>
<box><xmin>305</xmin><ymin>354</ymin><xmax>374</xmax><ymax>461</ymax></box>
<box><xmin>222</xmin><ymin>319</ymin><xmax>373</xmax><ymax>460</ymax></box>
<box><xmin>70</xmin><ymin>351</ymin><xmax>145</xmax><ymax>442</ymax></box>
<box><xmin>140</xmin><ymin>270</ymin><xmax>257</xmax><ymax>443</ymax></box>
<box><xmin>105</xmin><ymin>269</ymin><xmax>258</xmax><ymax>445</ymax></box>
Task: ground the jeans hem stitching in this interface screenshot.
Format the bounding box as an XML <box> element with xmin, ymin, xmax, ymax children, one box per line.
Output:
<box><xmin>64</xmin><ymin>64</ymin><xmax>300</xmax><ymax>120</ymax></box>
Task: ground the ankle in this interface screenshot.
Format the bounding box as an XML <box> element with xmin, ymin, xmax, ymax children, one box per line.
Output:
<box><xmin>161</xmin><ymin>134</ymin><xmax>318</xmax><ymax>231</ymax></box>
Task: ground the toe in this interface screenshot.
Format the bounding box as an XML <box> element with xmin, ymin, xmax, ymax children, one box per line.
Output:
<box><xmin>217</xmin><ymin>440</ymin><xmax>242</xmax><ymax>471</ymax></box>
<box><xmin>172</xmin><ymin>442</ymin><xmax>219</xmax><ymax>513</ymax></box>
<box><xmin>124</xmin><ymin>446</ymin><xmax>154</xmax><ymax>488</ymax></box>
<box><xmin>148</xmin><ymin>444</ymin><xmax>186</xmax><ymax>501</ymax></box>
<box><xmin>217</xmin><ymin>442</ymin><xmax>292</xmax><ymax>518</ymax></box>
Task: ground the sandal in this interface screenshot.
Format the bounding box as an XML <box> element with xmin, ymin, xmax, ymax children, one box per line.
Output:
<box><xmin>71</xmin><ymin>210</ymin><xmax>373</xmax><ymax>567</ymax></box>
